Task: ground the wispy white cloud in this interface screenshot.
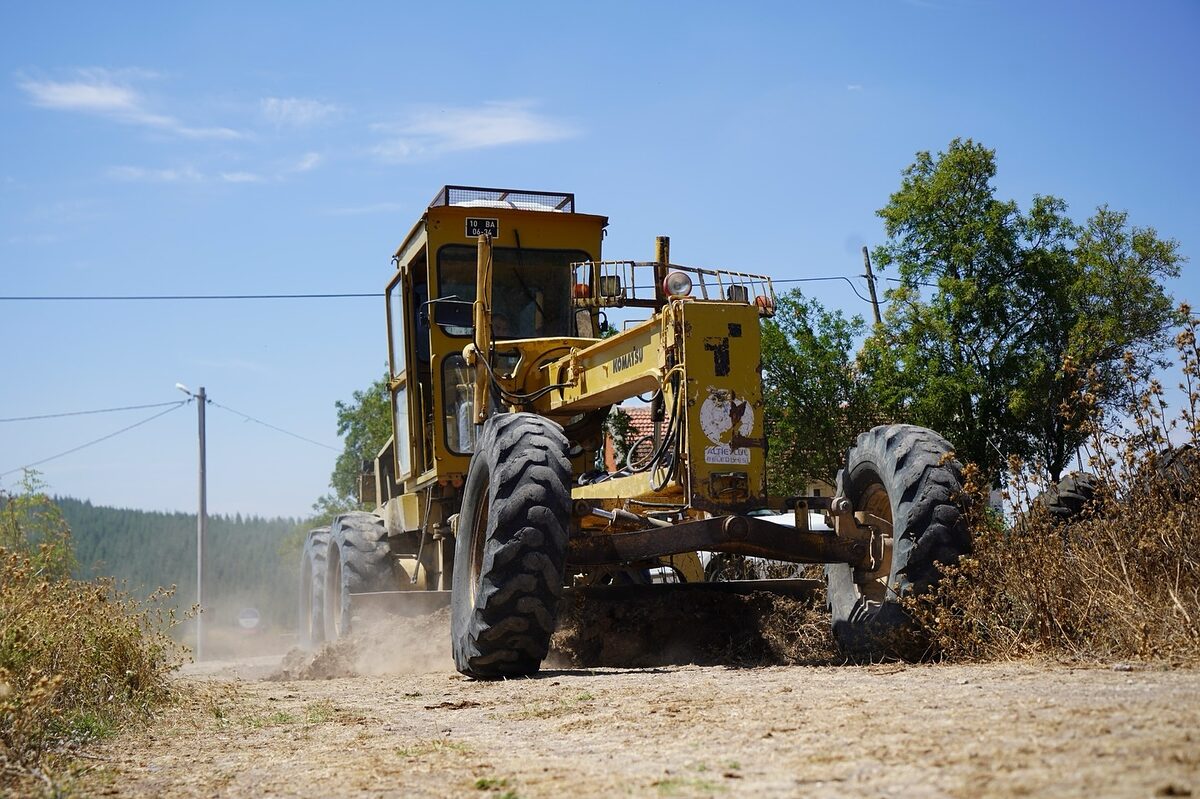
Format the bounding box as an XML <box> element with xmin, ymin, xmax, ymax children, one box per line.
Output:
<box><xmin>260</xmin><ymin>97</ymin><xmax>338</xmax><ymax>127</ymax></box>
<box><xmin>109</xmin><ymin>165</ymin><xmax>268</xmax><ymax>183</ymax></box>
<box><xmin>107</xmin><ymin>165</ymin><xmax>205</xmax><ymax>183</ymax></box>
<box><xmin>109</xmin><ymin>156</ymin><xmax>313</xmax><ymax>184</ymax></box>
<box><xmin>323</xmin><ymin>202</ymin><xmax>406</xmax><ymax>216</ymax></box>
<box><xmin>219</xmin><ymin>171</ymin><xmax>264</xmax><ymax>183</ymax></box>
<box><xmin>17</xmin><ymin>68</ymin><xmax>240</xmax><ymax>139</ymax></box>
<box><xmin>10</xmin><ymin>199</ymin><xmax>107</xmax><ymax>244</ymax></box>
<box><xmin>846</xmin><ymin>84</ymin><xmax>864</xmax><ymax>91</ymax></box>
<box><xmin>290</xmin><ymin>152</ymin><xmax>321</xmax><ymax>172</ymax></box>
<box><xmin>372</xmin><ymin>100</ymin><xmax>576</xmax><ymax>162</ymax></box>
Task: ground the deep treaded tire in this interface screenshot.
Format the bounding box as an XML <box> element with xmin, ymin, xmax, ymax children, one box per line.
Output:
<box><xmin>452</xmin><ymin>413</ymin><xmax>571</xmax><ymax>679</ymax></box>
<box><xmin>825</xmin><ymin>424</ymin><xmax>970</xmax><ymax>662</ymax></box>
<box><xmin>325</xmin><ymin>512</ymin><xmax>392</xmax><ymax>641</ymax></box>
<box><xmin>1034</xmin><ymin>472</ymin><xmax>1098</xmax><ymax>522</ymax></box>
<box><xmin>298</xmin><ymin>527</ymin><xmax>330</xmax><ymax>650</ymax></box>
<box><xmin>1156</xmin><ymin>444</ymin><xmax>1199</xmax><ymax>501</ymax></box>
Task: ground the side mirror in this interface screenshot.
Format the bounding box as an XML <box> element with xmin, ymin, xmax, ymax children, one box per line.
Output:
<box><xmin>433</xmin><ymin>299</ymin><xmax>474</xmax><ymax>330</ymax></box>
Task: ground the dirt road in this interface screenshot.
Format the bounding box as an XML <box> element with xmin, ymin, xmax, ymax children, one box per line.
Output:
<box><xmin>80</xmin><ymin>655</ymin><xmax>1199</xmax><ymax>798</ymax></box>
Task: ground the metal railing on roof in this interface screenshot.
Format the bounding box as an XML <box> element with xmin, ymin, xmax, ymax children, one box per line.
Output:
<box><xmin>429</xmin><ymin>185</ymin><xmax>574</xmax><ymax>213</ymax></box>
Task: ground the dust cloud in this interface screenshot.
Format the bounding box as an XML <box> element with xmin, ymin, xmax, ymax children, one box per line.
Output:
<box><xmin>550</xmin><ymin>589</ymin><xmax>839</xmax><ymax>668</ymax></box>
<box><xmin>273</xmin><ymin>590</ymin><xmax>839</xmax><ymax>680</ymax></box>
<box><xmin>273</xmin><ymin>608</ymin><xmax>454</xmax><ymax>680</ymax></box>
<box><xmin>180</xmin><ymin>588</ymin><xmax>299</xmax><ymax>662</ymax></box>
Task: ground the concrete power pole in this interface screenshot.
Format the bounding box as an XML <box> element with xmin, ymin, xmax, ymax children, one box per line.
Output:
<box><xmin>196</xmin><ymin>386</ymin><xmax>207</xmax><ymax>661</ymax></box>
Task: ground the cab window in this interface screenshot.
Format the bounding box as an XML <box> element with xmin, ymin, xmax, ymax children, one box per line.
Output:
<box><xmin>436</xmin><ymin>245</ymin><xmax>586</xmax><ymax>339</ymax></box>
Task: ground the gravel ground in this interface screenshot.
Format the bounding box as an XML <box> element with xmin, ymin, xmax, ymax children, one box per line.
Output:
<box><xmin>77</xmin><ymin>657</ymin><xmax>1199</xmax><ymax>798</ymax></box>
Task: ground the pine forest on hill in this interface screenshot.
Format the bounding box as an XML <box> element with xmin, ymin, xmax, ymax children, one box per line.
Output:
<box><xmin>57</xmin><ymin>497</ymin><xmax>301</xmax><ymax>646</ymax></box>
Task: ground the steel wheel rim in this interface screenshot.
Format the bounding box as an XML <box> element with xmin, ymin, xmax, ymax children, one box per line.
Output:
<box><xmin>468</xmin><ymin>480</ymin><xmax>490</xmax><ymax>611</ymax></box>
<box><xmin>856</xmin><ymin>482</ymin><xmax>895</xmax><ymax>604</ymax></box>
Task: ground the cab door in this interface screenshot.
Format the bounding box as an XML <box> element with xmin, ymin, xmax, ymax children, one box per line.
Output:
<box><xmin>385</xmin><ymin>267</ymin><xmax>415</xmax><ymax>483</ymax></box>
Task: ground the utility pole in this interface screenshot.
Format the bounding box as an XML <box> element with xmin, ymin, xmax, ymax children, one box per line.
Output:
<box><xmin>861</xmin><ymin>246</ymin><xmax>883</xmax><ymax>326</ymax></box>
<box><xmin>195</xmin><ymin>386</ymin><xmax>207</xmax><ymax>662</ymax></box>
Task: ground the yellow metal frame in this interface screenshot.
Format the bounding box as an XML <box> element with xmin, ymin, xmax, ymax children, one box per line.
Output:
<box><xmin>384</xmin><ymin>192</ymin><xmax>607</xmax><ymax>497</ymax></box>
<box><xmin>378</xmin><ymin>185</ymin><xmax>774</xmax><ymax>566</ymax></box>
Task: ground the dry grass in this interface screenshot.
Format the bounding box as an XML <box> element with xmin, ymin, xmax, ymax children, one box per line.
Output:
<box><xmin>0</xmin><ymin>514</ymin><xmax>184</xmax><ymax>794</ymax></box>
<box><xmin>915</xmin><ymin>310</ymin><xmax>1200</xmax><ymax>664</ymax></box>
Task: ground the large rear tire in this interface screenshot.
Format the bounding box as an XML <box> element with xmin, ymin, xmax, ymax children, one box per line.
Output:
<box><xmin>1155</xmin><ymin>444</ymin><xmax>1199</xmax><ymax>501</ymax></box>
<box><xmin>298</xmin><ymin>527</ymin><xmax>330</xmax><ymax>650</ymax></box>
<box><xmin>825</xmin><ymin>424</ymin><xmax>970</xmax><ymax>662</ymax></box>
<box><xmin>323</xmin><ymin>512</ymin><xmax>392</xmax><ymax>642</ymax></box>
<box><xmin>1033</xmin><ymin>472</ymin><xmax>1098</xmax><ymax>523</ymax></box>
<box><xmin>451</xmin><ymin>413</ymin><xmax>571</xmax><ymax>679</ymax></box>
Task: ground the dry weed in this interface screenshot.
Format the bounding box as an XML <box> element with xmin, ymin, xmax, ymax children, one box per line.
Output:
<box><xmin>0</xmin><ymin>540</ymin><xmax>184</xmax><ymax>793</ymax></box>
<box><xmin>914</xmin><ymin>309</ymin><xmax>1200</xmax><ymax>663</ymax></box>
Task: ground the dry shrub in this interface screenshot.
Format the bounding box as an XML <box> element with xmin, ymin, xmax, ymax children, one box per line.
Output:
<box><xmin>915</xmin><ymin>309</ymin><xmax>1200</xmax><ymax>663</ymax></box>
<box><xmin>0</xmin><ymin>542</ymin><xmax>183</xmax><ymax>791</ymax></box>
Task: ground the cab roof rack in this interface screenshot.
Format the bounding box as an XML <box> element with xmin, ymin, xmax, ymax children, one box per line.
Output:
<box><xmin>429</xmin><ymin>185</ymin><xmax>575</xmax><ymax>213</ymax></box>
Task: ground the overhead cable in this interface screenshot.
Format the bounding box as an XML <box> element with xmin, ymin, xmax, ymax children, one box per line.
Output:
<box><xmin>0</xmin><ymin>292</ymin><xmax>382</xmax><ymax>301</ymax></box>
<box><xmin>0</xmin><ymin>400</ymin><xmax>186</xmax><ymax>423</ymax></box>
<box><xmin>208</xmin><ymin>401</ymin><xmax>339</xmax><ymax>452</ymax></box>
<box><xmin>0</xmin><ymin>401</ymin><xmax>188</xmax><ymax>479</ymax></box>
<box><xmin>0</xmin><ymin>275</ymin><xmax>880</xmax><ymax>303</ymax></box>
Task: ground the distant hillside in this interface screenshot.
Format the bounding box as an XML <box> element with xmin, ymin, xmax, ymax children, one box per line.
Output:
<box><xmin>57</xmin><ymin>497</ymin><xmax>302</xmax><ymax>635</ymax></box>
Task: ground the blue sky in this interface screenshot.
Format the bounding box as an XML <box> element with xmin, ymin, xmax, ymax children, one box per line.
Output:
<box><xmin>1</xmin><ymin>1</ymin><xmax>1197</xmax><ymax>517</ymax></box>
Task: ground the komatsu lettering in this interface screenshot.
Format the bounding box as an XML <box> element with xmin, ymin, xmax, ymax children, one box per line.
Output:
<box><xmin>611</xmin><ymin>346</ymin><xmax>644</xmax><ymax>373</ymax></box>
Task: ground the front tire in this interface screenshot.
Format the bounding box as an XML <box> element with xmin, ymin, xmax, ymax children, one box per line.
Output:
<box><xmin>451</xmin><ymin>413</ymin><xmax>571</xmax><ymax>679</ymax></box>
<box><xmin>825</xmin><ymin>424</ymin><xmax>970</xmax><ymax>661</ymax></box>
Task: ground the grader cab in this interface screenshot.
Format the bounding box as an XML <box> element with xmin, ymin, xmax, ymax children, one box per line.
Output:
<box><xmin>298</xmin><ymin>186</ymin><xmax>970</xmax><ymax>677</ymax></box>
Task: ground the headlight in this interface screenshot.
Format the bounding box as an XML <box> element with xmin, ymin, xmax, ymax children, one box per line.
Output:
<box><xmin>663</xmin><ymin>271</ymin><xmax>693</xmax><ymax>298</ymax></box>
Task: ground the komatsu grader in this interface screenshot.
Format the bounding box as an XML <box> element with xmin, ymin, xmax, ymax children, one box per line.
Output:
<box><xmin>298</xmin><ymin>186</ymin><xmax>970</xmax><ymax>677</ymax></box>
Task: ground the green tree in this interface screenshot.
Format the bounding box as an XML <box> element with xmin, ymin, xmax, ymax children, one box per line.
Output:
<box><xmin>0</xmin><ymin>470</ymin><xmax>75</xmax><ymax>579</ymax></box>
<box><xmin>284</xmin><ymin>373</ymin><xmax>394</xmax><ymax>558</ymax></box>
<box><xmin>867</xmin><ymin>138</ymin><xmax>1182</xmax><ymax>479</ymax></box>
<box><xmin>327</xmin><ymin>372</ymin><xmax>393</xmax><ymax>506</ymax></box>
<box><xmin>603</xmin><ymin>407</ymin><xmax>636</xmax><ymax>467</ymax></box>
<box><xmin>761</xmin><ymin>290</ymin><xmax>883</xmax><ymax>495</ymax></box>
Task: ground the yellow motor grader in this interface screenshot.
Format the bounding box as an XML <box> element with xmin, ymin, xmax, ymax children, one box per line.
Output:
<box><xmin>298</xmin><ymin>186</ymin><xmax>970</xmax><ymax>676</ymax></box>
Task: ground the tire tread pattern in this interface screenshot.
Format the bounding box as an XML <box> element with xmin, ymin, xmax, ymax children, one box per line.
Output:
<box><xmin>1036</xmin><ymin>472</ymin><xmax>1099</xmax><ymax>522</ymax></box>
<box><xmin>298</xmin><ymin>527</ymin><xmax>330</xmax><ymax>649</ymax></box>
<box><xmin>452</xmin><ymin>413</ymin><xmax>571</xmax><ymax>679</ymax></box>
<box><xmin>826</xmin><ymin>424</ymin><xmax>970</xmax><ymax>661</ymax></box>
<box><xmin>330</xmin><ymin>511</ymin><xmax>392</xmax><ymax>638</ymax></box>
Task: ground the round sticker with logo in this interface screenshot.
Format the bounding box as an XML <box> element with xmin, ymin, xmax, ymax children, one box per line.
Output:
<box><xmin>700</xmin><ymin>391</ymin><xmax>753</xmax><ymax>465</ymax></box>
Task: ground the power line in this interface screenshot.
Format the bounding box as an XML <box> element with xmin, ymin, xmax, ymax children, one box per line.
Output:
<box><xmin>0</xmin><ymin>401</ymin><xmax>188</xmax><ymax>479</ymax></box>
<box><xmin>208</xmin><ymin>401</ymin><xmax>339</xmax><ymax>452</ymax></box>
<box><xmin>0</xmin><ymin>400</ymin><xmax>186</xmax><ymax>423</ymax></box>
<box><xmin>0</xmin><ymin>292</ymin><xmax>382</xmax><ymax>301</ymax></box>
<box><xmin>788</xmin><ymin>275</ymin><xmax>880</xmax><ymax>305</ymax></box>
<box><xmin>0</xmin><ymin>275</ymin><xmax>877</xmax><ymax>303</ymax></box>
<box><xmin>13</xmin><ymin>273</ymin><xmax>1117</xmax><ymax>314</ymax></box>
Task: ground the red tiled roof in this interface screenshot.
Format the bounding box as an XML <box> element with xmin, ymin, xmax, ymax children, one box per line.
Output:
<box><xmin>604</xmin><ymin>405</ymin><xmax>661</xmax><ymax>471</ymax></box>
